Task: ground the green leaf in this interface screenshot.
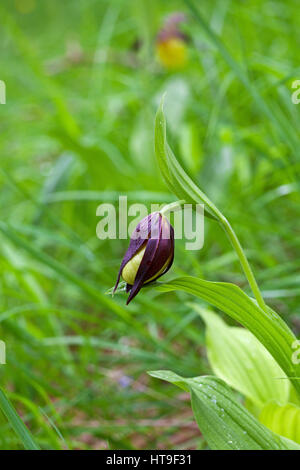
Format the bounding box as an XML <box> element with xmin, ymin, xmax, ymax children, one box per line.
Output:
<box><xmin>155</xmin><ymin>99</ymin><xmax>268</xmax><ymax>312</ymax></box>
<box><xmin>194</xmin><ymin>307</ymin><xmax>290</xmax><ymax>408</ymax></box>
<box><xmin>157</xmin><ymin>277</ymin><xmax>300</xmax><ymax>396</ymax></box>
<box><xmin>289</xmin><ymin>385</ymin><xmax>300</xmax><ymax>407</ymax></box>
<box><xmin>148</xmin><ymin>371</ymin><xmax>300</xmax><ymax>450</ymax></box>
<box><xmin>155</xmin><ymin>98</ymin><xmax>221</xmax><ymax>220</ymax></box>
<box><xmin>259</xmin><ymin>402</ymin><xmax>300</xmax><ymax>444</ymax></box>
<box><xmin>0</xmin><ymin>388</ymin><xmax>40</xmax><ymax>450</ymax></box>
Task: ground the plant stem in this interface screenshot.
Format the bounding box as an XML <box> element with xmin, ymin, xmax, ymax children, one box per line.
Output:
<box><xmin>160</xmin><ymin>200</ymin><xmax>267</xmax><ymax>311</ymax></box>
<box><xmin>220</xmin><ymin>216</ymin><xmax>267</xmax><ymax>311</ymax></box>
<box><xmin>160</xmin><ymin>200</ymin><xmax>185</xmax><ymax>216</ymax></box>
<box><xmin>161</xmin><ymin>201</ymin><xmax>266</xmax><ymax>311</ymax></box>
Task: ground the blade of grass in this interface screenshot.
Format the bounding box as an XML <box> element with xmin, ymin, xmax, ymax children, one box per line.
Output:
<box><xmin>0</xmin><ymin>388</ymin><xmax>40</xmax><ymax>450</ymax></box>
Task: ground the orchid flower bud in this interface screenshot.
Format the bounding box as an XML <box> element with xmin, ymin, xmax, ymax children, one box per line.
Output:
<box><xmin>156</xmin><ymin>12</ymin><xmax>188</xmax><ymax>70</ymax></box>
<box><xmin>114</xmin><ymin>212</ymin><xmax>174</xmax><ymax>304</ymax></box>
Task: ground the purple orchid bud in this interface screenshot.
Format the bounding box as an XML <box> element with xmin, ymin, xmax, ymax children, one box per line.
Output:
<box><xmin>114</xmin><ymin>212</ymin><xmax>174</xmax><ymax>304</ymax></box>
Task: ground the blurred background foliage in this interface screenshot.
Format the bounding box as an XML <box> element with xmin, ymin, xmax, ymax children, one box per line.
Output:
<box><xmin>0</xmin><ymin>0</ymin><xmax>300</xmax><ymax>449</ymax></box>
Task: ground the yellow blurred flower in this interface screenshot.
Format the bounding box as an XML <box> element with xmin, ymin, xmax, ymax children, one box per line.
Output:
<box><xmin>157</xmin><ymin>37</ymin><xmax>187</xmax><ymax>70</ymax></box>
<box><xmin>156</xmin><ymin>12</ymin><xmax>188</xmax><ymax>70</ymax></box>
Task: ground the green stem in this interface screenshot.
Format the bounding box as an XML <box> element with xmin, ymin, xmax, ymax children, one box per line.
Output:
<box><xmin>160</xmin><ymin>200</ymin><xmax>185</xmax><ymax>216</ymax></box>
<box><xmin>161</xmin><ymin>201</ymin><xmax>266</xmax><ymax>311</ymax></box>
<box><xmin>220</xmin><ymin>216</ymin><xmax>267</xmax><ymax>311</ymax></box>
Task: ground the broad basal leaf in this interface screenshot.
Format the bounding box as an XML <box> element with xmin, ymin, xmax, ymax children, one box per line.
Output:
<box><xmin>260</xmin><ymin>402</ymin><xmax>300</xmax><ymax>444</ymax></box>
<box><xmin>148</xmin><ymin>371</ymin><xmax>300</xmax><ymax>450</ymax></box>
<box><xmin>157</xmin><ymin>276</ymin><xmax>300</xmax><ymax>397</ymax></box>
<box><xmin>194</xmin><ymin>307</ymin><xmax>290</xmax><ymax>408</ymax></box>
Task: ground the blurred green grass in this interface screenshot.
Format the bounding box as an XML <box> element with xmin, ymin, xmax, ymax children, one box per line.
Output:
<box><xmin>0</xmin><ymin>0</ymin><xmax>300</xmax><ymax>449</ymax></box>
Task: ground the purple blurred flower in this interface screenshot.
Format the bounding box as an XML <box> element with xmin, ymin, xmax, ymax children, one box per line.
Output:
<box><xmin>114</xmin><ymin>212</ymin><xmax>174</xmax><ymax>304</ymax></box>
<box><xmin>157</xmin><ymin>12</ymin><xmax>188</xmax><ymax>43</ymax></box>
<box><xmin>118</xmin><ymin>375</ymin><xmax>133</xmax><ymax>388</ymax></box>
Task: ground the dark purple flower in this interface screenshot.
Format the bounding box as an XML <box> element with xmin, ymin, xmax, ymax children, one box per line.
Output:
<box><xmin>114</xmin><ymin>212</ymin><xmax>174</xmax><ymax>304</ymax></box>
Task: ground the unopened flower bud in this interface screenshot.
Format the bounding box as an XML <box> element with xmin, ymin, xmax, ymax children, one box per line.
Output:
<box><xmin>114</xmin><ymin>212</ymin><xmax>174</xmax><ymax>304</ymax></box>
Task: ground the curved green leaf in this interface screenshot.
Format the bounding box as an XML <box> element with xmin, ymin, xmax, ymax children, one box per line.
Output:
<box><xmin>157</xmin><ymin>277</ymin><xmax>300</xmax><ymax>396</ymax></box>
<box><xmin>155</xmin><ymin>99</ymin><xmax>268</xmax><ymax>311</ymax></box>
<box><xmin>194</xmin><ymin>307</ymin><xmax>290</xmax><ymax>407</ymax></box>
<box><xmin>148</xmin><ymin>371</ymin><xmax>300</xmax><ymax>450</ymax></box>
<box><xmin>155</xmin><ymin>99</ymin><xmax>221</xmax><ymax>220</ymax></box>
<box><xmin>260</xmin><ymin>402</ymin><xmax>300</xmax><ymax>444</ymax></box>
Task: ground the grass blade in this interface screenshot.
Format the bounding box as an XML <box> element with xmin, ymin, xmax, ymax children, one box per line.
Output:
<box><xmin>0</xmin><ymin>388</ymin><xmax>40</xmax><ymax>450</ymax></box>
